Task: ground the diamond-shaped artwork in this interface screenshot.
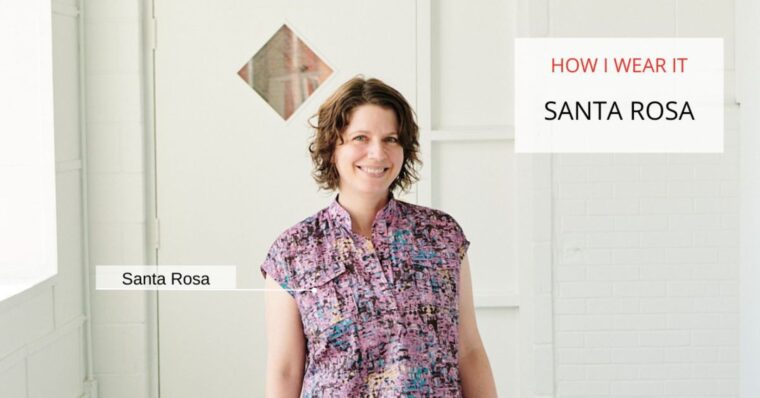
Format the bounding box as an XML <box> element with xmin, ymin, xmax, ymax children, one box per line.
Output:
<box><xmin>238</xmin><ymin>25</ymin><xmax>333</xmax><ymax>120</ymax></box>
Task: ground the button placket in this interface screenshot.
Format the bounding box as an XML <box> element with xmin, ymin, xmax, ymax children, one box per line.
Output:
<box><xmin>349</xmin><ymin>233</ymin><xmax>396</xmax><ymax>315</ymax></box>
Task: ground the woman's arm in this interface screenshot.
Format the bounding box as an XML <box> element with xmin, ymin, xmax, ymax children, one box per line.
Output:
<box><xmin>458</xmin><ymin>254</ymin><xmax>498</xmax><ymax>397</ymax></box>
<box><xmin>264</xmin><ymin>275</ymin><xmax>306</xmax><ymax>398</ymax></box>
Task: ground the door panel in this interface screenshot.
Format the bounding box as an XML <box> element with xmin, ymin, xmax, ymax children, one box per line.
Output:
<box><xmin>155</xmin><ymin>1</ymin><xmax>415</xmax><ymax>396</ymax></box>
<box><xmin>421</xmin><ymin>1</ymin><xmax>529</xmax><ymax>396</ymax></box>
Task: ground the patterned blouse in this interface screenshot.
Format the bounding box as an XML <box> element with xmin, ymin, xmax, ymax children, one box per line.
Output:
<box><xmin>261</xmin><ymin>193</ymin><xmax>470</xmax><ymax>397</ymax></box>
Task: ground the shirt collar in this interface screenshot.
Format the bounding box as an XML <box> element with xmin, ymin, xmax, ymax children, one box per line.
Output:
<box><xmin>328</xmin><ymin>192</ymin><xmax>398</xmax><ymax>233</ymax></box>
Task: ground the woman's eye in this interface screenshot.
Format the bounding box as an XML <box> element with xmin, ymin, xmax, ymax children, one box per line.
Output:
<box><xmin>353</xmin><ymin>136</ymin><xmax>367</xmax><ymax>142</ymax></box>
<box><xmin>386</xmin><ymin>137</ymin><xmax>399</xmax><ymax>143</ymax></box>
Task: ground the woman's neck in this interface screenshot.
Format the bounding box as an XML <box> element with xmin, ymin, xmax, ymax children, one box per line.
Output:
<box><xmin>337</xmin><ymin>190</ymin><xmax>390</xmax><ymax>238</ymax></box>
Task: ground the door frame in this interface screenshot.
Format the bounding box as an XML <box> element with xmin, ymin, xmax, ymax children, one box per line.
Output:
<box><xmin>142</xmin><ymin>0</ymin><xmax>555</xmax><ymax>397</ymax></box>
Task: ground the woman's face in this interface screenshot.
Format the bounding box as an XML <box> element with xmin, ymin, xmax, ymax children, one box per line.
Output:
<box><xmin>333</xmin><ymin>104</ymin><xmax>404</xmax><ymax>198</ymax></box>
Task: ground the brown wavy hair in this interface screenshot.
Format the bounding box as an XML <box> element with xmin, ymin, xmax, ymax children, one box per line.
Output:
<box><xmin>308</xmin><ymin>76</ymin><xmax>420</xmax><ymax>193</ymax></box>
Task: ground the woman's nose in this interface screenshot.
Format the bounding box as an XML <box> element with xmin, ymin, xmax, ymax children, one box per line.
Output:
<box><xmin>367</xmin><ymin>138</ymin><xmax>387</xmax><ymax>159</ymax></box>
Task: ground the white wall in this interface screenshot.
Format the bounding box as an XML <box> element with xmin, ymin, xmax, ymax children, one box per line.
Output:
<box><xmin>83</xmin><ymin>0</ymin><xmax>154</xmax><ymax>396</ymax></box>
<box><xmin>77</xmin><ymin>1</ymin><xmax>746</xmax><ymax>397</ymax></box>
<box><xmin>736</xmin><ymin>0</ymin><xmax>760</xmax><ymax>397</ymax></box>
<box><xmin>0</xmin><ymin>0</ymin><xmax>90</xmax><ymax>397</ymax></box>
<box><xmin>549</xmin><ymin>1</ymin><xmax>740</xmax><ymax>397</ymax></box>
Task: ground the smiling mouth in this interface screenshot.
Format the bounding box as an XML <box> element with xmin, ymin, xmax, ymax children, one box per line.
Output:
<box><xmin>357</xmin><ymin>166</ymin><xmax>390</xmax><ymax>176</ymax></box>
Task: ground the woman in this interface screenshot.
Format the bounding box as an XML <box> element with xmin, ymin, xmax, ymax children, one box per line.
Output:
<box><xmin>261</xmin><ymin>77</ymin><xmax>497</xmax><ymax>397</ymax></box>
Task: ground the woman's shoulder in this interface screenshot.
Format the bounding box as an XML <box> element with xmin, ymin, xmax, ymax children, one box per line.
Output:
<box><xmin>396</xmin><ymin>200</ymin><xmax>470</xmax><ymax>260</ymax></box>
<box><xmin>261</xmin><ymin>207</ymin><xmax>336</xmax><ymax>291</ymax></box>
<box><xmin>268</xmin><ymin>207</ymin><xmax>333</xmax><ymax>250</ymax></box>
<box><xmin>396</xmin><ymin>200</ymin><xmax>463</xmax><ymax>229</ymax></box>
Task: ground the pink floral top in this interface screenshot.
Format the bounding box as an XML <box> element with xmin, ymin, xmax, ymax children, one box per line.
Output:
<box><xmin>261</xmin><ymin>194</ymin><xmax>470</xmax><ymax>397</ymax></box>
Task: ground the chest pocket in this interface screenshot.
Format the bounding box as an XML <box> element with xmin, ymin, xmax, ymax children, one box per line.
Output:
<box><xmin>296</xmin><ymin>260</ymin><xmax>360</xmax><ymax>372</ymax></box>
<box><xmin>296</xmin><ymin>260</ymin><xmax>358</xmax><ymax>339</ymax></box>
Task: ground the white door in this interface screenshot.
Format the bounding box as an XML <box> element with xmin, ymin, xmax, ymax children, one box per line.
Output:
<box><xmin>154</xmin><ymin>1</ymin><xmax>537</xmax><ymax>397</ymax></box>
<box><xmin>154</xmin><ymin>1</ymin><xmax>416</xmax><ymax>397</ymax></box>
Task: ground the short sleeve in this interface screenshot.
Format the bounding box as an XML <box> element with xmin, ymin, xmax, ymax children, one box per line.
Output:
<box><xmin>438</xmin><ymin>212</ymin><xmax>470</xmax><ymax>263</ymax></box>
<box><xmin>260</xmin><ymin>236</ymin><xmax>296</xmax><ymax>298</ymax></box>
<box><xmin>452</xmin><ymin>218</ymin><xmax>471</xmax><ymax>262</ymax></box>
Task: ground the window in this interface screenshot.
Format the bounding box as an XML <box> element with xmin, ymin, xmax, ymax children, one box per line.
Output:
<box><xmin>0</xmin><ymin>0</ymin><xmax>58</xmax><ymax>301</ymax></box>
<box><xmin>237</xmin><ymin>24</ymin><xmax>333</xmax><ymax>120</ymax></box>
